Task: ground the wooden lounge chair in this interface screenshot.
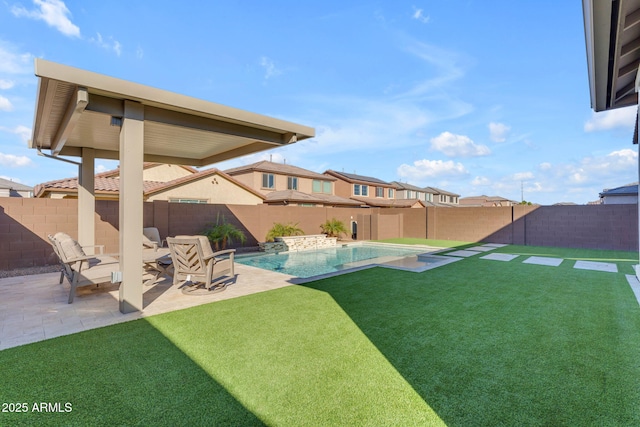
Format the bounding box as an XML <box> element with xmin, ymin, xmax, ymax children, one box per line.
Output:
<box><xmin>48</xmin><ymin>232</ymin><xmax>120</xmax><ymax>303</ymax></box>
<box><xmin>166</xmin><ymin>236</ymin><xmax>235</xmax><ymax>293</ymax></box>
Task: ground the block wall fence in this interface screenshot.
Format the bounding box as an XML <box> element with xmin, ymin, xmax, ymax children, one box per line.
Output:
<box><xmin>0</xmin><ymin>198</ymin><xmax>637</xmax><ymax>270</ymax></box>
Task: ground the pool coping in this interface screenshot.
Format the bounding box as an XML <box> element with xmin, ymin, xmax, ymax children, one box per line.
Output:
<box><xmin>236</xmin><ymin>242</ymin><xmax>459</xmax><ymax>284</ymax></box>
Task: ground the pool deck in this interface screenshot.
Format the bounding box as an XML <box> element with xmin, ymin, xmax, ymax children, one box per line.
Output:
<box><xmin>0</xmin><ymin>243</ymin><xmax>452</xmax><ymax>351</ymax></box>
<box><xmin>0</xmin><ymin>264</ymin><xmax>296</xmax><ymax>351</ymax></box>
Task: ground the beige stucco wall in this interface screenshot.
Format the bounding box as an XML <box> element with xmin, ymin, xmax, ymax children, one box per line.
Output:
<box><xmin>230</xmin><ymin>171</ymin><xmax>334</xmax><ymax>196</ymax></box>
<box><xmin>146</xmin><ymin>173</ymin><xmax>263</xmax><ymax>205</ymax></box>
<box><xmin>143</xmin><ymin>164</ymin><xmax>194</xmax><ymax>182</ymax></box>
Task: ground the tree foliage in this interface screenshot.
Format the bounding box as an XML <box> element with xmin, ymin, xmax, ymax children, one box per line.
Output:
<box><xmin>203</xmin><ymin>213</ymin><xmax>247</xmax><ymax>250</ymax></box>
<box><xmin>265</xmin><ymin>222</ymin><xmax>305</xmax><ymax>242</ymax></box>
<box><xmin>320</xmin><ymin>218</ymin><xmax>347</xmax><ymax>238</ymax></box>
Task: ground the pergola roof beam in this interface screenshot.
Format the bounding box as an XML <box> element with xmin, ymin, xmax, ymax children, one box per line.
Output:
<box><xmin>51</xmin><ymin>87</ymin><xmax>89</xmax><ymax>156</ymax></box>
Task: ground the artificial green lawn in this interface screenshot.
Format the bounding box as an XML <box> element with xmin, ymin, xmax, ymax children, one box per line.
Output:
<box><xmin>1</xmin><ymin>243</ymin><xmax>640</xmax><ymax>426</ymax></box>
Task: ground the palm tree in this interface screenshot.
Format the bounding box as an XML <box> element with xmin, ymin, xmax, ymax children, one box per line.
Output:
<box><xmin>203</xmin><ymin>214</ymin><xmax>247</xmax><ymax>250</ymax></box>
<box><xmin>320</xmin><ymin>218</ymin><xmax>347</xmax><ymax>238</ymax></box>
<box><xmin>265</xmin><ymin>222</ymin><xmax>304</xmax><ymax>242</ymax></box>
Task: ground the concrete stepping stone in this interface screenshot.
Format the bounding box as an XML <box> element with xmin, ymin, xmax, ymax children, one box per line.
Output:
<box><xmin>480</xmin><ymin>253</ymin><xmax>519</xmax><ymax>262</ymax></box>
<box><xmin>446</xmin><ymin>250</ymin><xmax>481</xmax><ymax>258</ymax></box>
<box><xmin>574</xmin><ymin>260</ymin><xmax>618</xmax><ymax>273</ymax></box>
<box><xmin>625</xmin><ymin>275</ymin><xmax>640</xmax><ymax>305</ymax></box>
<box><xmin>522</xmin><ymin>256</ymin><xmax>563</xmax><ymax>267</ymax></box>
<box><xmin>482</xmin><ymin>243</ymin><xmax>508</xmax><ymax>248</ymax></box>
<box><xmin>467</xmin><ymin>246</ymin><xmax>495</xmax><ymax>252</ymax></box>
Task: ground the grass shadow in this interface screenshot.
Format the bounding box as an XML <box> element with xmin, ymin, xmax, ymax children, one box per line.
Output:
<box><xmin>0</xmin><ymin>320</ymin><xmax>265</xmax><ymax>426</ymax></box>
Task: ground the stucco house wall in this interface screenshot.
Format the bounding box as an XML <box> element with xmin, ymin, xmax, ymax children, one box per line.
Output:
<box><xmin>146</xmin><ymin>174</ymin><xmax>263</xmax><ymax>205</ymax></box>
<box><xmin>142</xmin><ymin>164</ymin><xmax>195</xmax><ymax>182</ymax></box>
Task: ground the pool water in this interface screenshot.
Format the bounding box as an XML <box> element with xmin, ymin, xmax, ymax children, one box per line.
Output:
<box><xmin>236</xmin><ymin>244</ymin><xmax>429</xmax><ymax>278</ymax></box>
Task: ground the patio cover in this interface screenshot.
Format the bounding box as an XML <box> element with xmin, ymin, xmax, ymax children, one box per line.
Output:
<box><xmin>29</xmin><ymin>59</ymin><xmax>314</xmax><ymax>312</ymax></box>
<box><xmin>583</xmin><ymin>0</ymin><xmax>640</xmax><ymax>276</ymax></box>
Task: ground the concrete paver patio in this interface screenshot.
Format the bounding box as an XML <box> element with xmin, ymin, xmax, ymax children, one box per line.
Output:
<box><xmin>0</xmin><ymin>264</ymin><xmax>295</xmax><ymax>351</ymax></box>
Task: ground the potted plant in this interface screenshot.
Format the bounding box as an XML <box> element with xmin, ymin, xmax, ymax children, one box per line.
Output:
<box><xmin>320</xmin><ymin>218</ymin><xmax>347</xmax><ymax>238</ymax></box>
<box><xmin>203</xmin><ymin>214</ymin><xmax>247</xmax><ymax>250</ymax></box>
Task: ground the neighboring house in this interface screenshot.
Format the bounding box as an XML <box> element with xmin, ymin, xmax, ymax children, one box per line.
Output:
<box><xmin>599</xmin><ymin>183</ymin><xmax>638</xmax><ymax>205</ymax></box>
<box><xmin>0</xmin><ymin>178</ymin><xmax>33</xmax><ymax>198</ymax></box>
<box><xmin>426</xmin><ymin>187</ymin><xmax>460</xmax><ymax>206</ymax></box>
<box><xmin>391</xmin><ymin>181</ymin><xmax>434</xmax><ymax>203</ymax></box>
<box><xmin>225</xmin><ymin>161</ymin><xmax>360</xmax><ymax>207</ymax></box>
<box><xmin>459</xmin><ymin>195</ymin><xmax>518</xmax><ymax>207</ymax></box>
<box><xmin>324</xmin><ymin>170</ymin><xmax>421</xmax><ymax>208</ymax></box>
<box><xmin>34</xmin><ymin>163</ymin><xmax>265</xmax><ymax>205</ymax></box>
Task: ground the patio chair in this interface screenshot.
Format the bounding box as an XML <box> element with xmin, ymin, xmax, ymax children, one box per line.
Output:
<box><xmin>48</xmin><ymin>232</ymin><xmax>120</xmax><ymax>303</ymax></box>
<box><xmin>143</xmin><ymin>227</ymin><xmax>166</xmax><ymax>250</ymax></box>
<box><xmin>166</xmin><ymin>235</ymin><xmax>235</xmax><ymax>293</ymax></box>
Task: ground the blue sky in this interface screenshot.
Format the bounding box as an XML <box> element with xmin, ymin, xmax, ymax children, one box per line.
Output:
<box><xmin>0</xmin><ymin>0</ymin><xmax>637</xmax><ymax>204</ymax></box>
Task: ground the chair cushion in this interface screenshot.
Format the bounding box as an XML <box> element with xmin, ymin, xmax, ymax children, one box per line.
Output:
<box><xmin>55</xmin><ymin>233</ymin><xmax>87</xmax><ymax>261</ymax></box>
<box><xmin>143</xmin><ymin>227</ymin><xmax>162</xmax><ymax>245</ymax></box>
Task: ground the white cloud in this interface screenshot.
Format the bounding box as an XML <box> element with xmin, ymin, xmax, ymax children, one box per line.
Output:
<box><xmin>511</xmin><ymin>171</ymin><xmax>534</xmax><ymax>181</ymax></box>
<box><xmin>397</xmin><ymin>159</ymin><xmax>468</xmax><ymax>184</ymax></box>
<box><xmin>539</xmin><ymin>162</ymin><xmax>552</xmax><ymax>171</ymax></box>
<box><xmin>397</xmin><ymin>40</ymin><xmax>467</xmax><ymax>99</ymax></box>
<box><xmin>488</xmin><ymin>122</ymin><xmax>510</xmax><ymax>142</ymax></box>
<box><xmin>0</xmin><ymin>42</ymin><xmax>33</xmax><ymax>74</ymax></box>
<box><xmin>0</xmin><ymin>79</ymin><xmax>14</xmax><ymax>90</ymax></box>
<box><xmin>260</xmin><ymin>56</ymin><xmax>282</xmax><ymax>80</ymax></box>
<box><xmin>0</xmin><ymin>125</ymin><xmax>31</xmax><ymax>142</ymax></box>
<box><xmin>472</xmin><ymin>176</ymin><xmax>491</xmax><ymax>186</ymax></box>
<box><xmin>0</xmin><ymin>153</ymin><xmax>32</xmax><ymax>167</ymax></box>
<box><xmin>430</xmin><ymin>131</ymin><xmax>491</xmax><ymax>157</ymax></box>
<box><xmin>90</xmin><ymin>33</ymin><xmax>122</xmax><ymax>56</ymax></box>
<box><xmin>412</xmin><ymin>8</ymin><xmax>430</xmax><ymax>24</ymax></box>
<box><xmin>0</xmin><ymin>95</ymin><xmax>13</xmax><ymax>111</ymax></box>
<box><xmin>12</xmin><ymin>0</ymin><xmax>80</xmax><ymax>38</ymax></box>
<box><xmin>584</xmin><ymin>106</ymin><xmax>636</xmax><ymax>132</ymax></box>
<box><xmin>0</xmin><ymin>175</ymin><xmax>23</xmax><ymax>183</ymax></box>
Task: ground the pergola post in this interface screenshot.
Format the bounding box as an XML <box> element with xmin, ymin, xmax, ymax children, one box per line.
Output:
<box><xmin>78</xmin><ymin>147</ymin><xmax>95</xmax><ymax>254</ymax></box>
<box><xmin>118</xmin><ymin>100</ymin><xmax>145</xmax><ymax>313</ymax></box>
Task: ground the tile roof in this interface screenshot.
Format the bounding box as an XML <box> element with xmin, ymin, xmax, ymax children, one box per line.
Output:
<box><xmin>600</xmin><ymin>183</ymin><xmax>638</xmax><ymax>197</ymax></box>
<box><xmin>96</xmin><ymin>163</ymin><xmax>198</xmax><ymax>178</ymax></box>
<box><xmin>425</xmin><ymin>186</ymin><xmax>460</xmax><ymax>197</ymax></box>
<box><xmin>350</xmin><ymin>196</ymin><xmax>425</xmax><ymax>208</ymax></box>
<box><xmin>34</xmin><ymin>167</ymin><xmax>264</xmax><ymax>200</ymax></box>
<box><xmin>0</xmin><ymin>178</ymin><xmax>32</xmax><ymax>191</ymax></box>
<box><xmin>225</xmin><ymin>161</ymin><xmax>334</xmax><ymax>181</ymax></box>
<box><xmin>324</xmin><ymin>170</ymin><xmax>392</xmax><ymax>185</ymax></box>
<box><xmin>390</xmin><ymin>181</ymin><xmax>427</xmax><ymax>192</ymax></box>
<box><xmin>264</xmin><ymin>190</ymin><xmax>363</xmax><ymax>206</ymax></box>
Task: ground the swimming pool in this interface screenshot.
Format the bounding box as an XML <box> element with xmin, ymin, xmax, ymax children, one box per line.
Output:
<box><xmin>236</xmin><ymin>243</ymin><xmax>435</xmax><ymax>279</ymax></box>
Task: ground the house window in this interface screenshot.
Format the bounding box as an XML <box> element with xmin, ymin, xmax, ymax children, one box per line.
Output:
<box><xmin>353</xmin><ymin>184</ymin><xmax>360</xmax><ymax>196</ymax></box>
<box><xmin>169</xmin><ymin>198</ymin><xmax>207</xmax><ymax>204</ymax></box>
<box><xmin>407</xmin><ymin>190</ymin><xmax>413</xmax><ymax>199</ymax></box>
<box><xmin>313</xmin><ymin>180</ymin><xmax>331</xmax><ymax>194</ymax></box>
<box><xmin>262</xmin><ymin>173</ymin><xmax>275</xmax><ymax>189</ymax></box>
<box><xmin>376</xmin><ymin>187</ymin><xmax>384</xmax><ymax>197</ymax></box>
<box><xmin>388</xmin><ymin>188</ymin><xmax>394</xmax><ymax>198</ymax></box>
<box><xmin>361</xmin><ymin>185</ymin><xmax>368</xmax><ymax>196</ymax></box>
<box><xmin>287</xmin><ymin>176</ymin><xmax>298</xmax><ymax>190</ymax></box>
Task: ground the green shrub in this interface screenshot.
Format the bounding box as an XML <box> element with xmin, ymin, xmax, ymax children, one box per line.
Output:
<box><xmin>265</xmin><ymin>222</ymin><xmax>304</xmax><ymax>242</ymax></box>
